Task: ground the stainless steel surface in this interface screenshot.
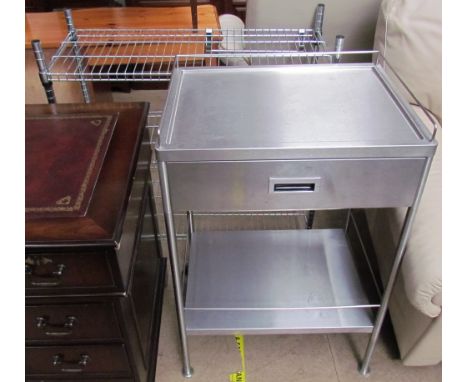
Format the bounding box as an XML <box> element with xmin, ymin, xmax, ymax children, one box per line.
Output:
<box><xmin>166</xmin><ymin>158</ymin><xmax>426</xmax><ymax>212</ymax></box>
<box><xmin>186</xmin><ymin>308</ymin><xmax>373</xmax><ymax>335</ymax></box>
<box><xmin>158</xmin><ymin>64</ymin><xmax>436</xmax><ymax>162</ymax></box>
<box><xmin>185</xmin><ymin>229</ymin><xmax>376</xmax><ymax>334</ymax></box>
<box><xmin>359</xmin><ymin>156</ymin><xmax>434</xmax><ymax>375</ymax></box>
<box><xmin>376</xmin><ymin>54</ymin><xmax>439</xmax><ymax>141</ymax></box>
<box><xmin>150</xmin><ymin>47</ymin><xmax>438</xmax><ymax>375</ymax></box>
<box><xmin>147</xmin><ymin>108</ymin><xmax>310</xmax><ymax>235</ymax></box>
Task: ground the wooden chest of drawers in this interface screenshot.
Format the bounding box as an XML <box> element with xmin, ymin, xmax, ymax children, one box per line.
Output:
<box><xmin>25</xmin><ymin>103</ymin><xmax>166</xmax><ymax>382</ymax></box>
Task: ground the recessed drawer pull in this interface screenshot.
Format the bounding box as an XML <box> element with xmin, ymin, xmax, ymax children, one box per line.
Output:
<box><xmin>52</xmin><ymin>353</ymin><xmax>90</xmax><ymax>373</ymax></box>
<box><xmin>269</xmin><ymin>177</ymin><xmax>321</xmax><ymax>194</ymax></box>
<box><xmin>36</xmin><ymin>315</ymin><xmax>77</xmax><ymax>336</ymax></box>
<box><xmin>274</xmin><ymin>183</ymin><xmax>316</xmax><ymax>192</ymax></box>
<box><xmin>25</xmin><ymin>263</ymin><xmax>65</xmax><ymax>287</ymax></box>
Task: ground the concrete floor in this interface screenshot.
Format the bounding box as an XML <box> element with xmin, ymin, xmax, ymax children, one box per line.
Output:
<box><xmin>113</xmin><ymin>89</ymin><xmax>442</xmax><ymax>382</ymax></box>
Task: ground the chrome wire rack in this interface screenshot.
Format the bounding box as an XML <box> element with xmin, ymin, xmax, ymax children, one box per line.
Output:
<box><xmin>31</xmin><ymin>7</ymin><xmax>347</xmax><ymax>103</ymax></box>
<box><xmin>46</xmin><ymin>28</ymin><xmax>327</xmax><ymax>82</ymax></box>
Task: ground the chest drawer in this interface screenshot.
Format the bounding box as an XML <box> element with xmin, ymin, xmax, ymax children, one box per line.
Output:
<box><xmin>26</xmin><ymin>379</ymin><xmax>133</xmax><ymax>382</ymax></box>
<box><xmin>26</xmin><ymin>303</ymin><xmax>121</xmax><ymax>343</ymax></box>
<box><xmin>26</xmin><ymin>344</ymin><xmax>131</xmax><ymax>377</ymax></box>
<box><xmin>167</xmin><ymin>158</ymin><xmax>426</xmax><ymax>212</ymax></box>
<box><xmin>25</xmin><ymin>251</ymin><xmax>118</xmax><ymax>296</ymax></box>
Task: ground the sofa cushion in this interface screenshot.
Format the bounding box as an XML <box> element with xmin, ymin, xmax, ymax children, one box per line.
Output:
<box><xmin>374</xmin><ymin>0</ymin><xmax>442</xmax><ymax>120</ymax></box>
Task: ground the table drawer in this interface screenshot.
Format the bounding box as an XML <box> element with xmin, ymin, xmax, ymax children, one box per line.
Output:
<box><xmin>25</xmin><ymin>251</ymin><xmax>117</xmax><ymax>296</ymax></box>
<box><xmin>26</xmin><ymin>303</ymin><xmax>121</xmax><ymax>343</ymax></box>
<box><xmin>26</xmin><ymin>344</ymin><xmax>131</xmax><ymax>377</ymax></box>
<box><xmin>167</xmin><ymin>158</ymin><xmax>426</xmax><ymax>212</ymax></box>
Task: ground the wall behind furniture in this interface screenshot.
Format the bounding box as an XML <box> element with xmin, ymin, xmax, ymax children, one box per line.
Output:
<box><xmin>245</xmin><ymin>0</ymin><xmax>382</xmax><ymax>61</ymax></box>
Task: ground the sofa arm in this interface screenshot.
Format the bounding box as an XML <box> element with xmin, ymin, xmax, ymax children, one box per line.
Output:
<box><xmin>374</xmin><ymin>0</ymin><xmax>442</xmax><ymax>121</ymax></box>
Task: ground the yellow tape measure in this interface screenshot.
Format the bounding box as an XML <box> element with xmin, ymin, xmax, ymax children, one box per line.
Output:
<box><xmin>229</xmin><ymin>335</ymin><xmax>246</xmax><ymax>382</ymax></box>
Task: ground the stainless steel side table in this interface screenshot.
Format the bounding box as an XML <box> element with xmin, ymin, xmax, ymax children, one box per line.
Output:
<box><xmin>156</xmin><ymin>62</ymin><xmax>438</xmax><ymax>377</ymax></box>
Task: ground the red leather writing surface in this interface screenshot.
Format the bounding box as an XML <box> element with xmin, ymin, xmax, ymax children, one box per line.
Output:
<box><xmin>26</xmin><ymin>114</ymin><xmax>117</xmax><ymax>218</ymax></box>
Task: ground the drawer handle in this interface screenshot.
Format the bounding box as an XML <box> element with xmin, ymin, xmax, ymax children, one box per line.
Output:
<box><xmin>274</xmin><ymin>183</ymin><xmax>316</xmax><ymax>192</ymax></box>
<box><xmin>52</xmin><ymin>353</ymin><xmax>90</xmax><ymax>373</ymax></box>
<box><xmin>269</xmin><ymin>177</ymin><xmax>321</xmax><ymax>194</ymax></box>
<box><xmin>25</xmin><ymin>263</ymin><xmax>66</xmax><ymax>287</ymax></box>
<box><xmin>36</xmin><ymin>315</ymin><xmax>77</xmax><ymax>336</ymax></box>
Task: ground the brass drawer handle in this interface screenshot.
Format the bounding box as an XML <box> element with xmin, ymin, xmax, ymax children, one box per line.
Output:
<box><xmin>52</xmin><ymin>353</ymin><xmax>90</xmax><ymax>373</ymax></box>
<box><xmin>36</xmin><ymin>315</ymin><xmax>77</xmax><ymax>336</ymax></box>
<box><xmin>25</xmin><ymin>263</ymin><xmax>65</xmax><ymax>287</ymax></box>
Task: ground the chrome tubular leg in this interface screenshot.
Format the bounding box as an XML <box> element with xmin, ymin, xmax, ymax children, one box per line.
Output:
<box><xmin>314</xmin><ymin>3</ymin><xmax>325</xmax><ymax>36</ymax></box>
<box><xmin>359</xmin><ymin>157</ymin><xmax>434</xmax><ymax>375</ymax></box>
<box><xmin>187</xmin><ymin>211</ymin><xmax>195</xmax><ymax>241</ymax></box>
<box><xmin>31</xmin><ymin>40</ymin><xmax>56</xmax><ymax>104</ymax></box>
<box><xmin>64</xmin><ymin>9</ymin><xmax>91</xmax><ymax>103</ymax></box>
<box><xmin>333</xmin><ymin>35</ymin><xmax>345</xmax><ymax>63</ymax></box>
<box><xmin>159</xmin><ymin>161</ymin><xmax>193</xmax><ymax>378</ymax></box>
<box><xmin>205</xmin><ymin>28</ymin><xmax>213</xmax><ymax>54</ymax></box>
<box><xmin>306</xmin><ymin>210</ymin><xmax>315</xmax><ymax>229</ymax></box>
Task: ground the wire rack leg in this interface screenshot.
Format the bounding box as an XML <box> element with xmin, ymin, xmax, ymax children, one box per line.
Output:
<box><xmin>31</xmin><ymin>40</ymin><xmax>56</xmax><ymax>104</ymax></box>
<box><xmin>205</xmin><ymin>28</ymin><xmax>213</xmax><ymax>54</ymax></box>
<box><xmin>359</xmin><ymin>156</ymin><xmax>434</xmax><ymax>375</ymax></box>
<box><xmin>333</xmin><ymin>35</ymin><xmax>345</xmax><ymax>63</ymax></box>
<box><xmin>159</xmin><ymin>161</ymin><xmax>193</xmax><ymax>378</ymax></box>
<box><xmin>314</xmin><ymin>3</ymin><xmax>325</xmax><ymax>37</ymax></box>
<box><xmin>64</xmin><ymin>9</ymin><xmax>91</xmax><ymax>103</ymax></box>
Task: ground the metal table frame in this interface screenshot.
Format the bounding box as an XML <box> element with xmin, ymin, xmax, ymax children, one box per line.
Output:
<box><xmin>159</xmin><ymin>162</ymin><xmax>434</xmax><ymax>377</ymax></box>
<box><xmin>156</xmin><ymin>60</ymin><xmax>438</xmax><ymax>378</ymax></box>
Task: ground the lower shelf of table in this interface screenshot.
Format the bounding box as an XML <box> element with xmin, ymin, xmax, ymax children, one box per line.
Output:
<box><xmin>184</xmin><ymin>229</ymin><xmax>378</xmax><ymax>335</ymax></box>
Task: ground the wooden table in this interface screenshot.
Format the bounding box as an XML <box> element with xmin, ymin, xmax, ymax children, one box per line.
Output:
<box><xmin>26</xmin><ymin>5</ymin><xmax>220</xmax><ymax>49</ymax></box>
<box><xmin>26</xmin><ymin>6</ymin><xmax>220</xmax><ymax>103</ymax></box>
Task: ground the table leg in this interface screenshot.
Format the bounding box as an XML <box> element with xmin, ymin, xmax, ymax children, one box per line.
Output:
<box><xmin>190</xmin><ymin>0</ymin><xmax>198</xmax><ymax>29</ymax></box>
<box><xmin>359</xmin><ymin>156</ymin><xmax>434</xmax><ymax>375</ymax></box>
<box><xmin>158</xmin><ymin>161</ymin><xmax>193</xmax><ymax>378</ymax></box>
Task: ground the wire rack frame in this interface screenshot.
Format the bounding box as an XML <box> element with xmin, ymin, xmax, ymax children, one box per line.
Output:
<box><xmin>46</xmin><ymin>28</ymin><xmax>330</xmax><ymax>82</ymax></box>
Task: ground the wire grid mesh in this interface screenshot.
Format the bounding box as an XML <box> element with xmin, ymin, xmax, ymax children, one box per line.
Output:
<box><xmin>47</xmin><ymin>28</ymin><xmax>328</xmax><ymax>81</ymax></box>
<box><xmin>145</xmin><ymin>110</ymin><xmax>309</xmax><ymax>242</ymax></box>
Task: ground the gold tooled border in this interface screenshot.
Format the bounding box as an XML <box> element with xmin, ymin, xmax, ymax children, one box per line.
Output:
<box><xmin>25</xmin><ymin>113</ymin><xmax>117</xmax><ymax>214</ymax></box>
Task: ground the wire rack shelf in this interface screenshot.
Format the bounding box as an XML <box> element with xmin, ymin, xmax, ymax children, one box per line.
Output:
<box><xmin>45</xmin><ymin>28</ymin><xmax>330</xmax><ymax>82</ymax></box>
